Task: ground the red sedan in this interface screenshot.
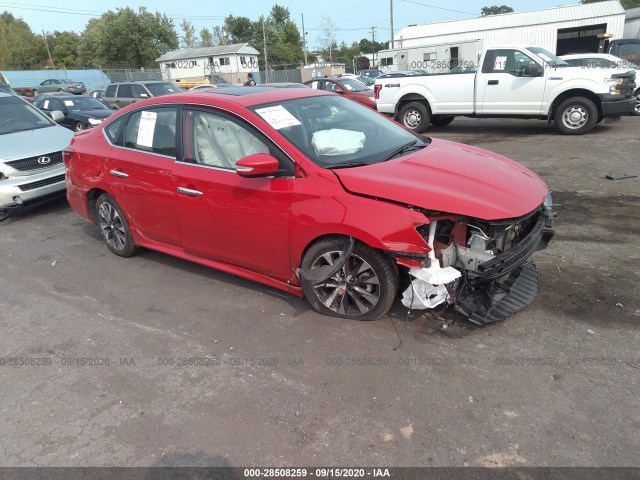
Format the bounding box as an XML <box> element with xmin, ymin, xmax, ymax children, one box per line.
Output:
<box><xmin>304</xmin><ymin>76</ymin><xmax>376</xmax><ymax>109</ymax></box>
<box><xmin>65</xmin><ymin>86</ymin><xmax>554</xmax><ymax>323</ymax></box>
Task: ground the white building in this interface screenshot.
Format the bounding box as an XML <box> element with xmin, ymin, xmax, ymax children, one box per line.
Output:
<box><xmin>625</xmin><ymin>7</ymin><xmax>640</xmax><ymax>39</ymax></box>
<box><xmin>384</xmin><ymin>0</ymin><xmax>625</xmax><ymax>72</ymax></box>
<box><xmin>157</xmin><ymin>43</ymin><xmax>260</xmax><ymax>85</ymax></box>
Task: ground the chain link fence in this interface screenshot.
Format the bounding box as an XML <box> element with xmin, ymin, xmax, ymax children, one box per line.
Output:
<box><xmin>102</xmin><ymin>68</ymin><xmax>163</xmax><ymax>82</ymax></box>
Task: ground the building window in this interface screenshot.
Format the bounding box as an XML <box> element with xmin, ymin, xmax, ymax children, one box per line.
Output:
<box><xmin>380</xmin><ymin>57</ymin><xmax>393</xmax><ymax>66</ymax></box>
<box><xmin>240</xmin><ymin>56</ymin><xmax>247</xmax><ymax>66</ymax></box>
<box><xmin>423</xmin><ymin>52</ymin><xmax>436</xmax><ymax>61</ymax></box>
<box><xmin>219</xmin><ymin>57</ymin><xmax>230</xmax><ymax>66</ymax></box>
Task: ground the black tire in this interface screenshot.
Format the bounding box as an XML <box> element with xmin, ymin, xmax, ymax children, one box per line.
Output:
<box><xmin>633</xmin><ymin>89</ymin><xmax>640</xmax><ymax>117</ymax></box>
<box><xmin>554</xmin><ymin>97</ymin><xmax>598</xmax><ymax>135</ymax></box>
<box><xmin>57</xmin><ymin>88</ymin><xmax>63</xmax><ymax>93</ymax></box>
<box><xmin>301</xmin><ymin>237</ymin><xmax>398</xmax><ymax>321</ymax></box>
<box><xmin>74</xmin><ymin>122</ymin><xmax>84</xmax><ymax>132</ymax></box>
<box><xmin>430</xmin><ymin>115</ymin><xmax>455</xmax><ymax>127</ymax></box>
<box><xmin>95</xmin><ymin>193</ymin><xmax>138</xmax><ymax>257</ymax></box>
<box><xmin>398</xmin><ymin>101</ymin><xmax>430</xmax><ymax>133</ymax></box>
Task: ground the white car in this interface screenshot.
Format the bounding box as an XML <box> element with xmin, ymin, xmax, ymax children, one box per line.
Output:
<box><xmin>561</xmin><ymin>53</ymin><xmax>640</xmax><ymax>115</ymax></box>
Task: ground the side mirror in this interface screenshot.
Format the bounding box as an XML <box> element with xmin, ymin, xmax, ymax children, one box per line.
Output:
<box><xmin>236</xmin><ymin>153</ymin><xmax>279</xmax><ymax>178</ymax></box>
<box><xmin>334</xmin><ymin>88</ymin><xmax>345</xmax><ymax>94</ymax></box>
<box><xmin>50</xmin><ymin>110</ymin><xmax>65</xmax><ymax>123</ymax></box>
<box><xmin>524</xmin><ymin>63</ymin><xmax>543</xmax><ymax>77</ymax></box>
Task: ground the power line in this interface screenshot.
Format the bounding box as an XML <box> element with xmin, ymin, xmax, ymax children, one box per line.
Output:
<box><xmin>397</xmin><ymin>0</ymin><xmax>477</xmax><ymax>16</ymax></box>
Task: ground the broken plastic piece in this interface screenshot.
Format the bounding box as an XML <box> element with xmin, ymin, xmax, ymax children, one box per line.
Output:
<box><xmin>401</xmin><ymin>279</ymin><xmax>450</xmax><ymax>309</ymax></box>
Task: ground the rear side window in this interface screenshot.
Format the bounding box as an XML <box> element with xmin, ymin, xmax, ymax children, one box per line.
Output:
<box><xmin>117</xmin><ymin>84</ymin><xmax>133</xmax><ymax>98</ymax></box>
<box><xmin>131</xmin><ymin>84</ymin><xmax>149</xmax><ymax>98</ymax></box>
<box><xmin>123</xmin><ymin>108</ymin><xmax>178</xmax><ymax>157</ymax></box>
<box><xmin>105</xmin><ymin>84</ymin><xmax>117</xmax><ymax>97</ymax></box>
<box><xmin>104</xmin><ymin>116</ymin><xmax>125</xmax><ymax>144</ymax></box>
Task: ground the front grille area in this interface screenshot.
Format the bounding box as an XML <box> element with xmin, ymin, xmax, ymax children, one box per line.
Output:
<box><xmin>19</xmin><ymin>174</ymin><xmax>66</xmax><ymax>191</ymax></box>
<box><xmin>5</xmin><ymin>151</ymin><xmax>63</xmax><ymax>172</ymax></box>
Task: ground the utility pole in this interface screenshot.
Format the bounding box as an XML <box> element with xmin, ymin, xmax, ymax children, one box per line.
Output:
<box><xmin>390</xmin><ymin>0</ymin><xmax>395</xmax><ymax>49</ymax></box>
<box><xmin>262</xmin><ymin>17</ymin><xmax>269</xmax><ymax>83</ymax></box>
<box><xmin>301</xmin><ymin>13</ymin><xmax>308</xmax><ymax>65</ymax></box>
<box><xmin>42</xmin><ymin>31</ymin><xmax>55</xmax><ymax>69</ymax></box>
<box><xmin>370</xmin><ymin>26</ymin><xmax>377</xmax><ymax>68</ymax></box>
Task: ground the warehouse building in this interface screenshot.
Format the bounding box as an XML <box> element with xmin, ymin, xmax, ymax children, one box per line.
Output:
<box><xmin>380</xmin><ymin>1</ymin><xmax>626</xmax><ymax>73</ymax></box>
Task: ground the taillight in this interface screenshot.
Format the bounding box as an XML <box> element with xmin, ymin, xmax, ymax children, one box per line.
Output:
<box><xmin>68</xmin><ymin>84</ymin><xmax>74</xmax><ymax>89</ymax></box>
<box><xmin>62</xmin><ymin>147</ymin><xmax>75</xmax><ymax>165</ymax></box>
<box><xmin>374</xmin><ymin>84</ymin><xmax>382</xmax><ymax>99</ymax></box>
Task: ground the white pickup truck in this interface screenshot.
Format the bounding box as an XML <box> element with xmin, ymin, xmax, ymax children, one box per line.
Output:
<box><xmin>374</xmin><ymin>46</ymin><xmax>636</xmax><ymax>135</ymax></box>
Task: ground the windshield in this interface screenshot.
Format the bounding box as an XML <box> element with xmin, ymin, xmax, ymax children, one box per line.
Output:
<box><xmin>527</xmin><ymin>47</ymin><xmax>569</xmax><ymax>67</ymax></box>
<box><xmin>339</xmin><ymin>78</ymin><xmax>370</xmax><ymax>92</ymax></box>
<box><xmin>145</xmin><ymin>82</ymin><xmax>181</xmax><ymax>96</ymax></box>
<box><xmin>0</xmin><ymin>96</ymin><xmax>54</xmax><ymax>135</ymax></box>
<box><xmin>250</xmin><ymin>95</ymin><xmax>427</xmax><ymax>169</ymax></box>
<box><xmin>64</xmin><ymin>96</ymin><xmax>109</xmax><ymax>111</ymax></box>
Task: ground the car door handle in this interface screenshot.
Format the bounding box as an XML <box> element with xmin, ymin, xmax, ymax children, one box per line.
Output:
<box><xmin>109</xmin><ymin>169</ymin><xmax>129</xmax><ymax>178</ymax></box>
<box><xmin>177</xmin><ymin>187</ymin><xmax>203</xmax><ymax>196</ymax></box>
<box><xmin>488</xmin><ymin>80</ymin><xmax>499</xmax><ymax>85</ymax></box>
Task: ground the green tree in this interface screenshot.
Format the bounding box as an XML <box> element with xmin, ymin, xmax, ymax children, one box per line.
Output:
<box><xmin>581</xmin><ymin>0</ymin><xmax>640</xmax><ymax>8</ymax></box>
<box><xmin>51</xmin><ymin>31</ymin><xmax>80</xmax><ymax>68</ymax></box>
<box><xmin>77</xmin><ymin>7</ymin><xmax>178</xmax><ymax>68</ymax></box>
<box><xmin>199</xmin><ymin>27</ymin><xmax>214</xmax><ymax>47</ymax></box>
<box><xmin>0</xmin><ymin>12</ymin><xmax>47</xmax><ymax>69</ymax></box>
<box><xmin>180</xmin><ymin>19</ymin><xmax>196</xmax><ymax>49</ymax></box>
<box><xmin>211</xmin><ymin>26</ymin><xmax>228</xmax><ymax>46</ymax></box>
<box><xmin>480</xmin><ymin>5</ymin><xmax>514</xmax><ymax>16</ymax></box>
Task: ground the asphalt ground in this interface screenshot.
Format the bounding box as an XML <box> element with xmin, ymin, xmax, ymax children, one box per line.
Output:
<box><xmin>1</xmin><ymin>115</ymin><xmax>638</xmax><ymax>468</ymax></box>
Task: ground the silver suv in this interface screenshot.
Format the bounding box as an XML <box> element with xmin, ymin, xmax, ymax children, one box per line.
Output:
<box><xmin>0</xmin><ymin>92</ymin><xmax>74</xmax><ymax>220</ymax></box>
<box><xmin>102</xmin><ymin>81</ymin><xmax>182</xmax><ymax>110</ymax></box>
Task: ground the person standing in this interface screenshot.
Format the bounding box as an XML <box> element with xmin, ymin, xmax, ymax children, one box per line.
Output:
<box><xmin>244</xmin><ymin>73</ymin><xmax>256</xmax><ymax>86</ymax></box>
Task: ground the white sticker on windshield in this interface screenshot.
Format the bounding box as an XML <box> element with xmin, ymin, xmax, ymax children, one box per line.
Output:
<box><xmin>43</xmin><ymin>100</ymin><xmax>49</xmax><ymax>109</ymax></box>
<box><xmin>255</xmin><ymin>105</ymin><xmax>301</xmax><ymax>130</ymax></box>
<box><xmin>137</xmin><ymin>111</ymin><xmax>157</xmax><ymax>147</ymax></box>
<box><xmin>64</xmin><ymin>100</ymin><xmax>74</xmax><ymax>106</ymax></box>
<box><xmin>494</xmin><ymin>56</ymin><xmax>507</xmax><ymax>71</ymax></box>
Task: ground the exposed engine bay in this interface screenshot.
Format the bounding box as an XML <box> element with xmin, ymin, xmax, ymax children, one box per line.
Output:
<box><xmin>402</xmin><ymin>195</ymin><xmax>555</xmax><ymax>325</ymax></box>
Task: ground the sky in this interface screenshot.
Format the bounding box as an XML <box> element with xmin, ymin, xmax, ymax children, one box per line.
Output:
<box><xmin>1</xmin><ymin>0</ymin><xmax>574</xmax><ymax>49</ymax></box>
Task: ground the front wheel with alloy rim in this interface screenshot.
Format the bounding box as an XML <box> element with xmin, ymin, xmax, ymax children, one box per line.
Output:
<box><xmin>95</xmin><ymin>193</ymin><xmax>138</xmax><ymax>257</ymax></box>
<box><xmin>398</xmin><ymin>101</ymin><xmax>430</xmax><ymax>133</ymax></box>
<box><xmin>554</xmin><ymin>97</ymin><xmax>597</xmax><ymax>135</ymax></box>
<box><xmin>633</xmin><ymin>89</ymin><xmax>640</xmax><ymax>116</ymax></box>
<box><xmin>301</xmin><ymin>238</ymin><xmax>398</xmax><ymax>321</ymax></box>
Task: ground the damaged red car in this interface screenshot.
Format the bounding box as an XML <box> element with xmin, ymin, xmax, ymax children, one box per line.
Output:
<box><xmin>65</xmin><ymin>87</ymin><xmax>554</xmax><ymax>324</ymax></box>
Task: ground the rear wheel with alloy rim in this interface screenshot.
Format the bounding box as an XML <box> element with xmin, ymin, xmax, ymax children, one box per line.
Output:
<box><xmin>74</xmin><ymin>122</ymin><xmax>84</xmax><ymax>132</ymax></box>
<box><xmin>301</xmin><ymin>237</ymin><xmax>398</xmax><ymax>320</ymax></box>
<box><xmin>95</xmin><ymin>193</ymin><xmax>138</xmax><ymax>257</ymax></box>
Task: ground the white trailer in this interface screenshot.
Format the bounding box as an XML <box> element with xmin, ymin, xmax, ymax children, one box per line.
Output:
<box><xmin>377</xmin><ymin>40</ymin><xmax>483</xmax><ymax>74</ymax></box>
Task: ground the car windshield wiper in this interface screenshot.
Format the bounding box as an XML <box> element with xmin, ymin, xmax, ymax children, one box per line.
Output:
<box><xmin>382</xmin><ymin>139</ymin><xmax>424</xmax><ymax>161</ymax></box>
<box><xmin>326</xmin><ymin>161</ymin><xmax>373</xmax><ymax>170</ymax></box>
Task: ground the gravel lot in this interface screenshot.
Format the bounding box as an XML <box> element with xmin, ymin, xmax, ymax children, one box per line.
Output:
<box><xmin>1</xmin><ymin>116</ymin><xmax>638</xmax><ymax>467</ymax></box>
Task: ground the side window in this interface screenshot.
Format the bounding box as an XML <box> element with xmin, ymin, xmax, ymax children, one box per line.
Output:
<box><xmin>123</xmin><ymin>108</ymin><xmax>178</xmax><ymax>157</ymax></box>
<box><xmin>105</xmin><ymin>116</ymin><xmax>125</xmax><ymax>144</ymax></box>
<box><xmin>131</xmin><ymin>84</ymin><xmax>148</xmax><ymax>98</ymax></box>
<box><xmin>117</xmin><ymin>84</ymin><xmax>133</xmax><ymax>98</ymax></box>
<box><xmin>105</xmin><ymin>84</ymin><xmax>117</xmax><ymax>97</ymax></box>
<box><xmin>51</xmin><ymin>99</ymin><xmax>66</xmax><ymax>112</ymax></box>
<box><xmin>482</xmin><ymin>49</ymin><xmax>537</xmax><ymax>76</ymax></box>
<box><xmin>185</xmin><ymin>110</ymin><xmax>271</xmax><ymax>170</ymax></box>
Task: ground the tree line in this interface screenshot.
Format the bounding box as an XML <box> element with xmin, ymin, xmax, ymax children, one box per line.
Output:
<box><xmin>0</xmin><ymin>5</ymin><xmax>387</xmax><ymax>71</ymax></box>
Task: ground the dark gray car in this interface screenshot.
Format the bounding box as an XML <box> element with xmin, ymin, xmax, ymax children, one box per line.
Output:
<box><xmin>102</xmin><ymin>81</ymin><xmax>182</xmax><ymax>110</ymax></box>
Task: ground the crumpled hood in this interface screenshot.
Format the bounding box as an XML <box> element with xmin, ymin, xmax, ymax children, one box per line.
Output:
<box><xmin>333</xmin><ymin>138</ymin><xmax>549</xmax><ymax>220</ymax></box>
<box><xmin>0</xmin><ymin>126</ymin><xmax>73</xmax><ymax>162</ymax></box>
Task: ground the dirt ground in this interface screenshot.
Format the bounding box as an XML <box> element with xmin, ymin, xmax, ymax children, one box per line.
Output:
<box><xmin>0</xmin><ymin>116</ymin><xmax>638</xmax><ymax>468</ymax></box>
